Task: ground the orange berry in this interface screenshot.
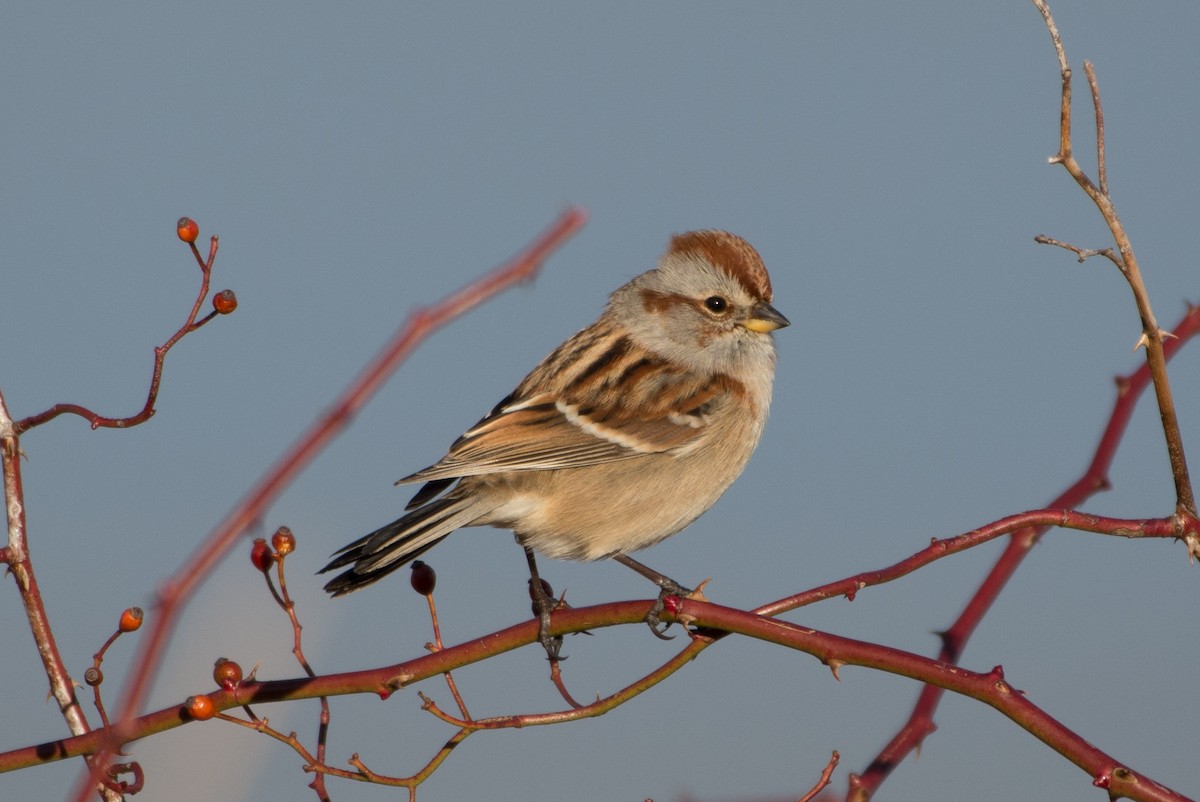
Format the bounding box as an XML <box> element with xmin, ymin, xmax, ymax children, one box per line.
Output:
<box><xmin>213</xmin><ymin>657</ymin><xmax>243</xmax><ymax>690</ymax></box>
<box><xmin>410</xmin><ymin>561</ymin><xmax>436</xmax><ymax>595</ymax></box>
<box><xmin>185</xmin><ymin>694</ymin><xmax>216</xmax><ymax>721</ymax></box>
<box><xmin>270</xmin><ymin>526</ymin><xmax>295</xmax><ymax>556</ymax></box>
<box><xmin>118</xmin><ymin>607</ymin><xmax>144</xmax><ymax>633</ymax></box>
<box><xmin>212</xmin><ymin>289</ymin><xmax>238</xmax><ymax>315</ymax></box>
<box><xmin>250</xmin><ymin>538</ymin><xmax>275</xmax><ymax>572</ymax></box>
<box><xmin>176</xmin><ymin>217</ymin><xmax>199</xmax><ymax>244</ymax></box>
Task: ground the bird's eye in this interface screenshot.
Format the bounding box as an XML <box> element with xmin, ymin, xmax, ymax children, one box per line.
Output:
<box><xmin>703</xmin><ymin>296</ymin><xmax>728</xmax><ymax>313</ymax></box>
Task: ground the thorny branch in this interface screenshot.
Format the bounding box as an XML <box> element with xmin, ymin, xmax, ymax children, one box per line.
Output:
<box><xmin>8</xmin><ymin>580</ymin><xmax>1195</xmax><ymax>802</ymax></box>
<box><xmin>6</xmin><ymin>500</ymin><xmax>1195</xmax><ymax>796</ymax></box>
<box><xmin>849</xmin><ymin>305</ymin><xmax>1200</xmax><ymax>799</ymax></box>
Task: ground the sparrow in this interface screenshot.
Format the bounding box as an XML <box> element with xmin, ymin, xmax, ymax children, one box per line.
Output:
<box><xmin>322</xmin><ymin>230</ymin><xmax>788</xmax><ymax>657</ymax></box>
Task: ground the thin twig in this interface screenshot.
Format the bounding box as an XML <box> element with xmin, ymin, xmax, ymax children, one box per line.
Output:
<box><xmin>548</xmin><ymin>660</ymin><xmax>585</xmax><ymax>710</ymax></box>
<box><xmin>14</xmin><ymin>234</ymin><xmax>224</xmax><ymax>434</ymax></box>
<box><xmin>798</xmin><ymin>751</ymin><xmax>839</xmax><ymax>802</ymax></box>
<box><xmin>1085</xmin><ymin>61</ymin><xmax>1107</xmax><ymax>196</ymax></box>
<box><xmin>1032</xmin><ymin>234</ymin><xmax>1123</xmax><ymax>270</ymax></box>
<box><xmin>1032</xmin><ymin>0</ymin><xmax>1195</xmax><ymax>516</ymax></box>
<box><xmin>421</xmin><ymin>591</ymin><xmax>472</xmax><ymax>720</ymax></box>
<box><xmin>271</xmin><ymin>543</ymin><xmax>334</xmax><ymax>801</ymax></box>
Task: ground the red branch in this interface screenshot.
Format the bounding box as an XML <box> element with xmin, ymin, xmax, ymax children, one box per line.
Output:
<box><xmin>850</xmin><ymin>302</ymin><xmax>1200</xmax><ymax>797</ymax></box>
<box><xmin>683</xmin><ymin>601</ymin><xmax>1191</xmax><ymax>802</ymax></box>
<box><xmin>10</xmin><ymin>592</ymin><xmax>1191</xmax><ymax>802</ymax></box>
<box><xmin>68</xmin><ymin>208</ymin><xmax>587</xmax><ymax>801</ymax></box>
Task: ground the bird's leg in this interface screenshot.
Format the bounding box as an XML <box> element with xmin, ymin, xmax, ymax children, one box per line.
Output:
<box><xmin>524</xmin><ymin>547</ymin><xmax>565</xmax><ymax>660</ymax></box>
<box><xmin>612</xmin><ymin>554</ymin><xmax>692</xmax><ymax>640</ymax></box>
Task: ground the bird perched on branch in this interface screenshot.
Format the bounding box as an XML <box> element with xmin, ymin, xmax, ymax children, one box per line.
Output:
<box><xmin>322</xmin><ymin>230</ymin><xmax>788</xmax><ymax>658</ymax></box>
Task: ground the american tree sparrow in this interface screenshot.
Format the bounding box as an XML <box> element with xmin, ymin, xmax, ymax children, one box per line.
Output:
<box><xmin>322</xmin><ymin>230</ymin><xmax>788</xmax><ymax>656</ymax></box>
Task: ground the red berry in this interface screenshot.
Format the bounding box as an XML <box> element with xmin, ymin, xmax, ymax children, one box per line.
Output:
<box><xmin>527</xmin><ymin>577</ymin><xmax>554</xmax><ymax>602</ymax></box>
<box><xmin>176</xmin><ymin>217</ymin><xmax>199</xmax><ymax>244</ymax></box>
<box><xmin>118</xmin><ymin>607</ymin><xmax>144</xmax><ymax>633</ymax></box>
<box><xmin>212</xmin><ymin>289</ymin><xmax>238</xmax><ymax>315</ymax></box>
<box><xmin>270</xmin><ymin>526</ymin><xmax>295</xmax><ymax>556</ymax></box>
<box><xmin>185</xmin><ymin>694</ymin><xmax>216</xmax><ymax>721</ymax></box>
<box><xmin>250</xmin><ymin>538</ymin><xmax>275</xmax><ymax>572</ymax></box>
<box><xmin>410</xmin><ymin>561</ymin><xmax>437</xmax><ymax>595</ymax></box>
<box><xmin>213</xmin><ymin>658</ymin><xmax>243</xmax><ymax>690</ymax></box>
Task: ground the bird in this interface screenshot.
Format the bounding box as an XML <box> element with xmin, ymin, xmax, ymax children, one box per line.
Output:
<box><xmin>321</xmin><ymin>230</ymin><xmax>788</xmax><ymax>657</ymax></box>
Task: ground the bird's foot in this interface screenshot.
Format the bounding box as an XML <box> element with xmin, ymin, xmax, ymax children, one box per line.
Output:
<box><xmin>645</xmin><ymin>578</ymin><xmax>710</xmax><ymax>639</ymax></box>
<box><xmin>528</xmin><ymin>577</ymin><xmax>566</xmax><ymax>660</ymax></box>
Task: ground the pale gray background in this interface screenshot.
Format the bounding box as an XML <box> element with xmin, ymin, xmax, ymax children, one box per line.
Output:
<box><xmin>1</xmin><ymin>3</ymin><xmax>1197</xmax><ymax>801</ymax></box>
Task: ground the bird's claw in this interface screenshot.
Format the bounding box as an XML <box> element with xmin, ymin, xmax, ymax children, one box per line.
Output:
<box><xmin>644</xmin><ymin>582</ymin><xmax>692</xmax><ymax>639</ymax></box>
<box><xmin>529</xmin><ymin>578</ymin><xmax>566</xmax><ymax>661</ymax></box>
<box><xmin>539</xmin><ymin>630</ymin><xmax>566</xmax><ymax>660</ymax></box>
<box><xmin>536</xmin><ymin>607</ymin><xmax>566</xmax><ymax>660</ymax></box>
<box><xmin>647</xmin><ymin>617</ymin><xmax>676</xmax><ymax>640</ymax></box>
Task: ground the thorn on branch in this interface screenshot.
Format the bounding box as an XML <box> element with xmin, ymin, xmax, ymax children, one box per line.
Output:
<box><xmin>1186</xmin><ymin>535</ymin><xmax>1200</xmax><ymax>565</ymax></box>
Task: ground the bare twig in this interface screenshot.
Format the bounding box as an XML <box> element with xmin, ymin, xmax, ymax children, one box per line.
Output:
<box><xmin>1085</xmin><ymin>61</ymin><xmax>1107</xmax><ymax>196</ymax></box>
<box><xmin>262</xmin><ymin>530</ymin><xmax>333</xmax><ymax>802</ymax></box>
<box><xmin>798</xmin><ymin>751</ymin><xmax>839</xmax><ymax>802</ymax></box>
<box><xmin>548</xmin><ymin>659</ymin><xmax>585</xmax><ymax>710</ymax></box>
<box><xmin>69</xmin><ymin>208</ymin><xmax>587</xmax><ymax>801</ymax></box>
<box><xmin>221</xmin><ymin>702</ymin><xmax>473</xmax><ymax>798</ymax></box>
<box><xmin>1032</xmin><ymin>234</ymin><xmax>1122</xmax><ymax>270</ymax></box>
<box><xmin>14</xmin><ymin>230</ymin><xmax>226</xmax><ymax>434</ymax></box>
<box><xmin>1032</xmin><ymin>0</ymin><xmax>1196</xmax><ymax>516</ymax></box>
<box><xmin>420</xmin><ymin>587</ymin><xmax>472</xmax><ymax>721</ymax></box>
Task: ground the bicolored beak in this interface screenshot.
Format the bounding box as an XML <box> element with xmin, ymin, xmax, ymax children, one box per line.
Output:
<box><xmin>743</xmin><ymin>301</ymin><xmax>790</xmax><ymax>333</ymax></box>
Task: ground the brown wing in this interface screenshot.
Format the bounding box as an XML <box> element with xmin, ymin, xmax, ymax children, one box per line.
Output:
<box><xmin>398</xmin><ymin>332</ymin><xmax>745</xmax><ymax>487</ymax></box>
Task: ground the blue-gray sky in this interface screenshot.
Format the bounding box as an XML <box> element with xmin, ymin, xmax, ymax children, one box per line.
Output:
<box><xmin>2</xmin><ymin>4</ymin><xmax>1197</xmax><ymax>801</ymax></box>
